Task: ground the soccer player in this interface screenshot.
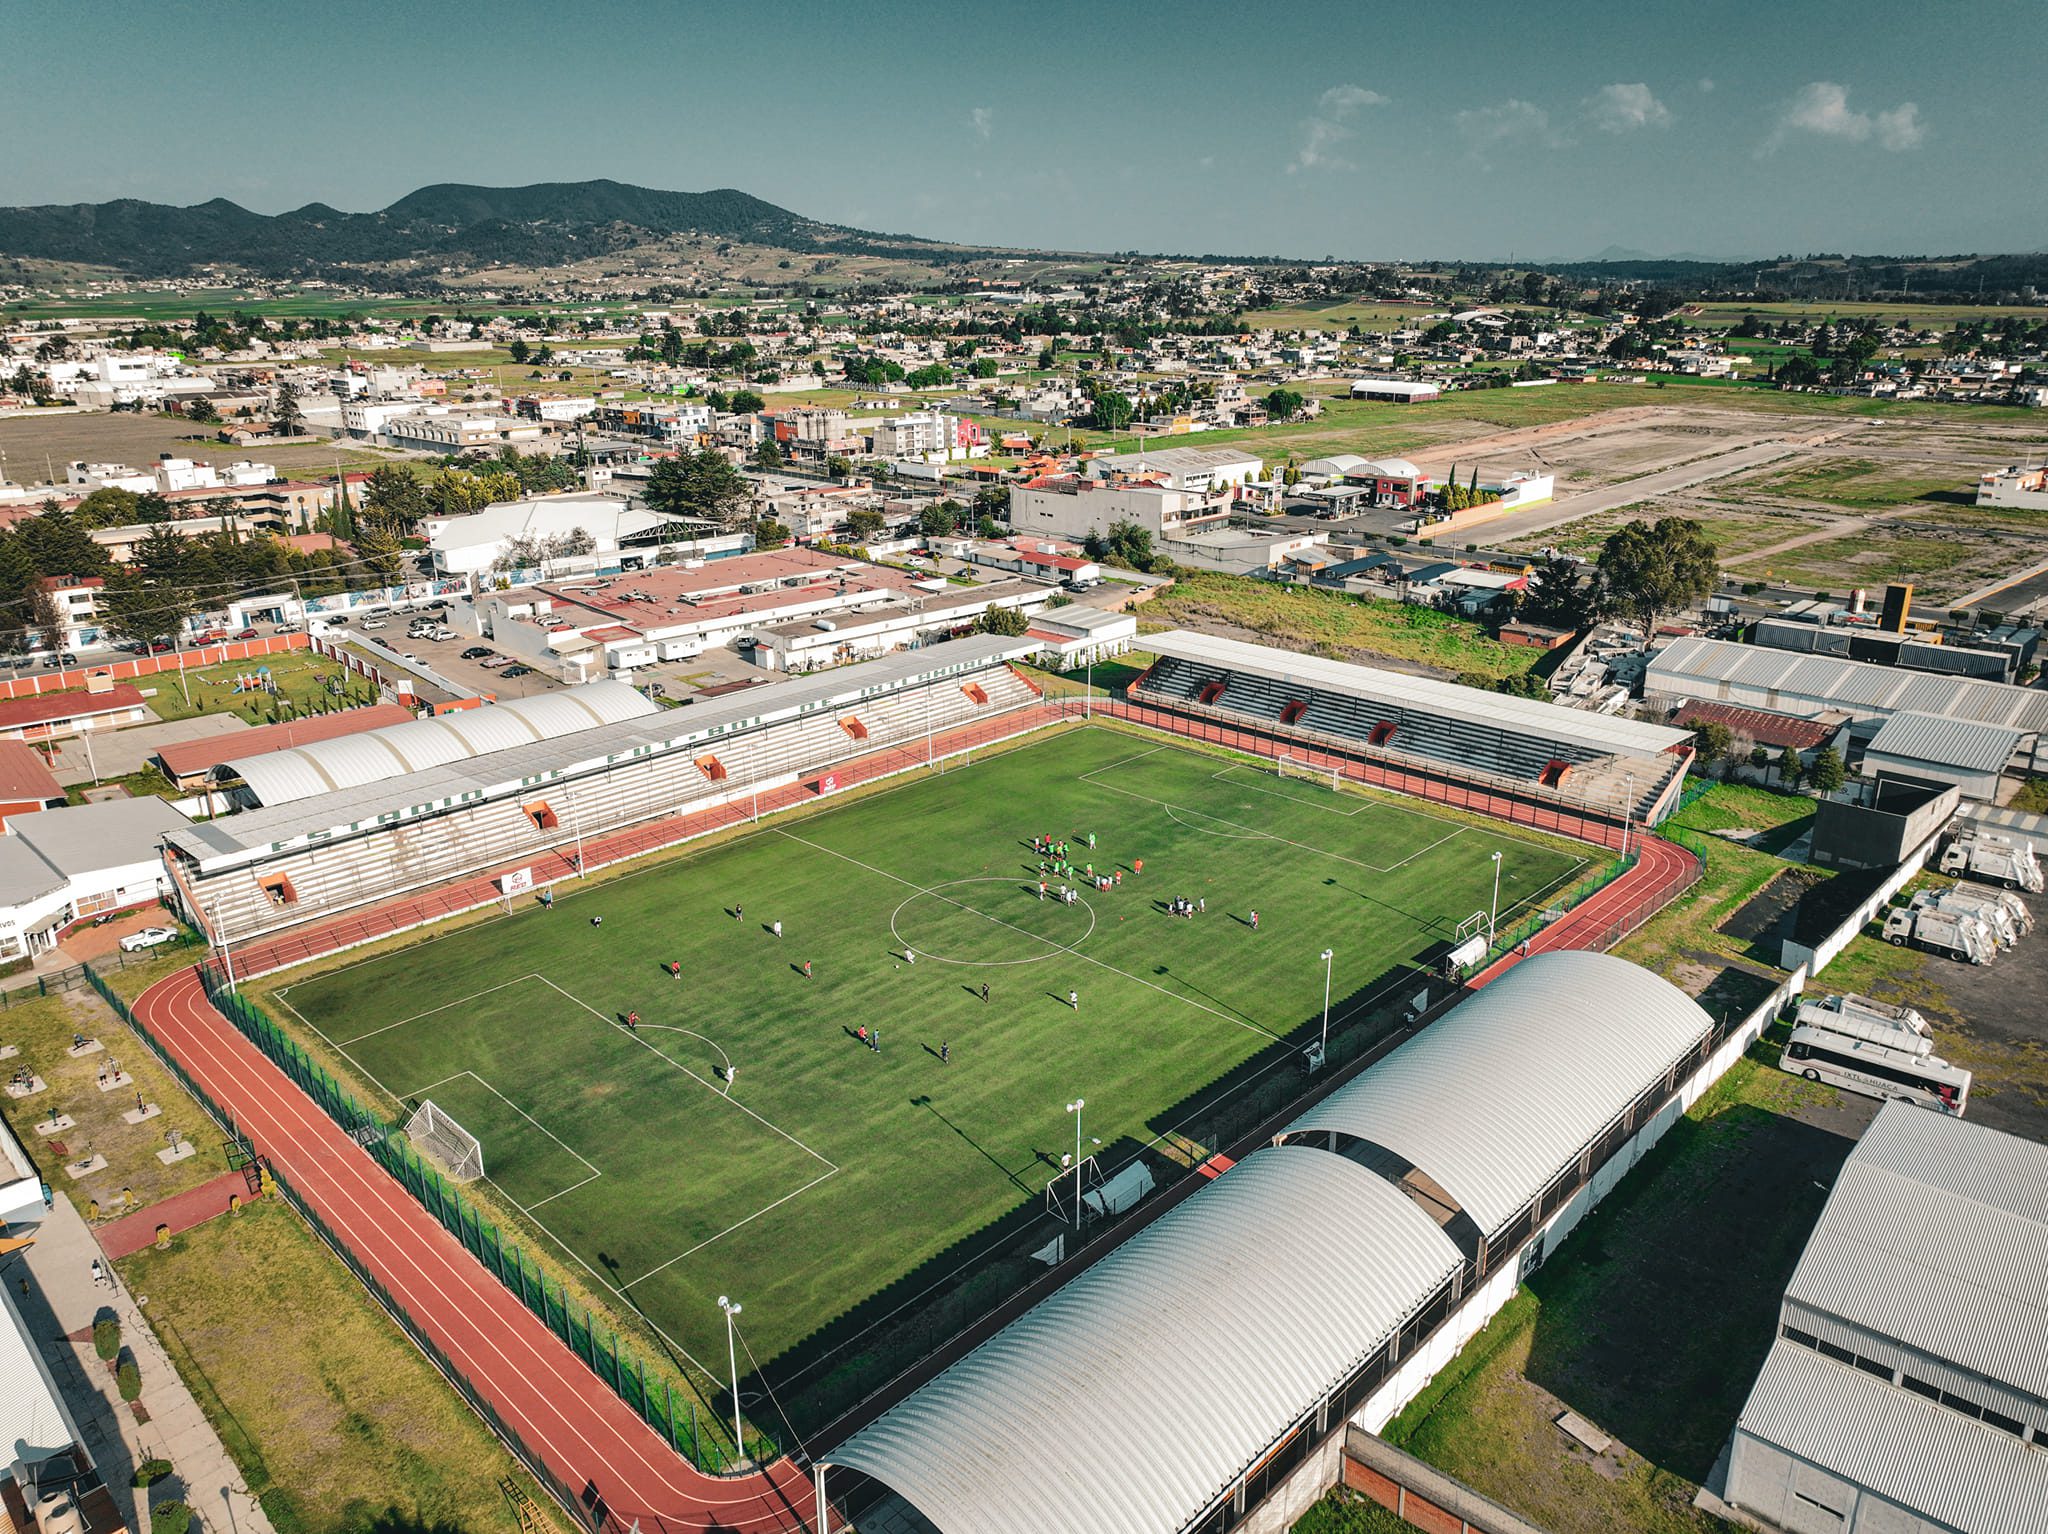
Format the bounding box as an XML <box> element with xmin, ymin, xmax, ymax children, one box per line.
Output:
<box><xmin>591</xmin><ymin>915</ymin><xmax>602</xmax><ymax>928</ymax></box>
<box><xmin>735</xmin><ymin>903</ymin><xmax>743</xmax><ymax>922</ymax></box>
<box><xmin>802</xmin><ymin>959</ymin><xmax>813</xmax><ymax>979</ymax></box>
<box><xmin>941</xmin><ymin>1041</ymin><xmax>951</xmax><ymax>1064</ymax></box>
<box><xmin>625</xmin><ymin>1010</ymin><xmax>639</xmax><ymax>1032</ymax></box>
<box><xmin>857</xmin><ymin>1024</ymin><xmax>870</xmax><ymax>1047</ymax></box>
<box><xmin>980</xmin><ymin>981</ymin><xmax>990</xmax><ymax>1004</ymax></box>
<box><xmin>1249</xmin><ymin>909</ymin><xmax>1260</xmax><ymax>931</ymax></box>
<box><xmin>1133</xmin><ymin>858</ymin><xmax>1143</xmax><ymax>876</ymax></box>
<box><xmin>669</xmin><ymin>960</ymin><xmax>682</xmax><ymax>980</ymax></box>
<box><xmin>1068</xmin><ymin>989</ymin><xmax>1079</xmax><ymax>1010</ymax></box>
<box><xmin>772</xmin><ymin>919</ymin><xmax>783</xmax><ymax>938</ymax></box>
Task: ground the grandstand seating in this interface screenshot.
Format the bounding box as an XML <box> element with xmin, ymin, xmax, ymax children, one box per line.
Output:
<box><xmin>187</xmin><ymin>663</ymin><xmax>1043</xmax><ymax>942</ymax></box>
<box><xmin>1134</xmin><ymin>656</ymin><xmax>1614</xmax><ymax>786</ymax></box>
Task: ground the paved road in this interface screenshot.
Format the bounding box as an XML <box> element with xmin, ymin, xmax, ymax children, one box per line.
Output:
<box><xmin>1449</xmin><ymin>438</ymin><xmax>1809</xmax><ymax>546</ymax></box>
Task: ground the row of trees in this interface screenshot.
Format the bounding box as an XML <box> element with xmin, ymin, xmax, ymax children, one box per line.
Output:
<box><xmin>1690</xmin><ymin>718</ymin><xmax>1847</xmax><ymax>794</ymax></box>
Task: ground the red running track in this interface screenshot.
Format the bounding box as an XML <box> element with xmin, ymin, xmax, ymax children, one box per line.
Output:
<box><xmin>97</xmin><ymin>1169</ymin><xmax>251</xmax><ymax>1260</ymax></box>
<box><xmin>132</xmin><ymin>966</ymin><xmax>815</xmax><ymax>1534</ymax></box>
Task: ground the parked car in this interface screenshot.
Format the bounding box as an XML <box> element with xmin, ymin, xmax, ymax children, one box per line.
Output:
<box><xmin>146</xmin><ymin>640</ymin><xmax>174</xmax><ymax>654</ymax></box>
<box><xmin>460</xmin><ymin>646</ymin><xmax>492</xmax><ymax>660</ymax></box>
<box><xmin>235</xmin><ymin>627</ymin><xmax>259</xmax><ymax>640</ymax></box>
<box><xmin>361</xmin><ymin>619</ymin><xmax>388</xmax><ymax>631</ymax></box>
<box><xmin>501</xmin><ymin>665</ymin><xmax>533</xmax><ymax>678</ymax></box>
<box><xmin>119</xmin><ymin>926</ymin><xmax>179</xmax><ymax>953</ymax></box>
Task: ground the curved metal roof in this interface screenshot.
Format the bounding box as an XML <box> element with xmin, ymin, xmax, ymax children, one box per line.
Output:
<box><xmin>829</xmin><ymin>1145</ymin><xmax>1461</xmax><ymax>1534</ymax></box>
<box><xmin>1285</xmin><ymin>951</ymin><xmax>1711</xmax><ymax>1235</ymax></box>
<box><xmin>227</xmin><ymin>681</ymin><xmax>659</xmax><ymax>806</ymax></box>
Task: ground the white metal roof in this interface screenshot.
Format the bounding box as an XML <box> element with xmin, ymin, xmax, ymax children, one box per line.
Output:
<box><xmin>1146</xmin><ymin>630</ymin><xmax>1692</xmax><ymax>761</ymax></box>
<box><xmin>1649</xmin><ymin>636</ymin><xmax>2048</xmax><ymax>733</ymax></box>
<box><xmin>1784</xmin><ymin>1102</ymin><xmax>2048</xmax><ymax>1402</ymax></box>
<box><xmin>227</xmin><ymin>682</ymin><xmax>660</xmax><ymax>806</ymax></box>
<box><xmin>829</xmin><ymin>1145</ymin><xmax>1460</xmax><ymax>1534</ymax></box>
<box><xmin>1285</xmin><ymin>951</ymin><xmax>1712</xmax><ymax>1234</ymax></box>
<box><xmin>1865</xmin><ymin>711</ymin><xmax>2025</xmax><ymax>776</ymax></box>
<box><xmin>9</xmin><ymin>796</ymin><xmax>189</xmax><ymax>877</ymax></box>
<box><xmin>1737</xmin><ymin>1338</ymin><xmax>2048</xmax><ymax>1534</ymax></box>
<box><xmin>0</xmin><ymin>1282</ymin><xmax>83</xmax><ymax>1475</ymax></box>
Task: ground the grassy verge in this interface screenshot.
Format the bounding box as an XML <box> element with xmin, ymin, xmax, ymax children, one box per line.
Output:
<box><xmin>1744</xmin><ymin>456</ymin><xmax>1965</xmax><ymax>509</ymax></box>
<box><xmin>0</xmin><ymin>981</ymin><xmax>226</xmax><ymax>1217</ymax></box>
<box><xmin>1291</xmin><ymin>1492</ymin><xmax>1415</xmax><ymax>1533</ymax></box>
<box><xmin>116</xmin><ymin>1198</ymin><xmax>573</xmax><ymax>1534</ymax></box>
<box><xmin>1380</xmin><ymin>1055</ymin><xmax>1848</xmax><ymax>1534</ymax></box>
<box><xmin>1147</xmin><ymin>570</ymin><xmax>1536</xmax><ymax>681</ymax></box>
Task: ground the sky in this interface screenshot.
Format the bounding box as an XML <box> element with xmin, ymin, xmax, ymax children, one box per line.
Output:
<box><xmin>8</xmin><ymin>0</ymin><xmax>2046</xmax><ymax>263</ymax></box>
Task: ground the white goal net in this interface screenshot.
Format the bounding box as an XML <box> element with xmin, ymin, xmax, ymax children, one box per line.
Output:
<box><xmin>405</xmin><ymin>1099</ymin><xmax>484</xmax><ymax>1183</ymax></box>
<box><xmin>1276</xmin><ymin>754</ymin><xmax>1340</xmax><ymax>791</ymax></box>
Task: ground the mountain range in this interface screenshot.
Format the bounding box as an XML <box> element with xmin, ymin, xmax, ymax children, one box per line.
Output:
<box><xmin>0</xmin><ymin>180</ymin><xmax>982</xmax><ymax>277</ymax></box>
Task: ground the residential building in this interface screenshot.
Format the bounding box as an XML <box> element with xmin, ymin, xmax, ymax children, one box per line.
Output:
<box><xmin>0</xmin><ymin>741</ymin><xmax>68</xmax><ymax>826</ymax></box>
<box><xmin>0</xmin><ymin>797</ymin><xmax>187</xmax><ymax>962</ymax></box>
<box><xmin>775</xmin><ymin>407</ymin><xmax>861</xmax><ymax>455</ymax></box>
<box><xmin>1349</xmin><ymin>379</ymin><xmax>1442</xmax><ymax>403</ymax></box>
<box><xmin>869</xmin><ymin>412</ymin><xmax>984</xmax><ymax>463</ymax></box>
<box><xmin>379</xmin><ymin>407</ymin><xmax>545</xmax><ymax>453</ymax></box>
<box><xmin>1975</xmin><ymin>463</ymin><xmax>2048</xmax><ymax>510</ymax></box>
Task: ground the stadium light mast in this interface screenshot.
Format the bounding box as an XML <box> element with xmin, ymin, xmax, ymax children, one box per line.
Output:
<box><xmin>209</xmin><ymin>902</ymin><xmax>238</xmax><ymax>995</ymax></box>
<box><xmin>1319</xmin><ymin>948</ymin><xmax>1334</xmax><ymax>1052</ymax></box>
<box><xmin>1065</xmin><ymin>1099</ymin><xmax>1085</xmax><ymax>1227</ymax></box>
<box><xmin>1488</xmin><ymin>851</ymin><xmax>1503</xmax><ymax>947</ymax></box>
<box><xmin>717</xmin><ymin>1295</ymin><xmax>745</xmax><ymax>1465</ymax></box>
<box><xmin>1621</xmin><ymin>771</ymin><xmax>1636</xmax><ymax>860</ymax></box>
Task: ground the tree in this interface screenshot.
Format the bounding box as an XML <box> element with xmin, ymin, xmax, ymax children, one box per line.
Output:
<box><xmin>728</xmin><ymin>389</ymin><xmax>765</xmax><ymax>415</ymax></box>
<box><xmin>507</xmin><ymin>339</ymin><xmax>531</xmax><ymax>365</ymax></box>
<box><xmin>1692</xmin><ymin>720</ymin><xmax>1733</xmax><ymax>769</ymax></box>
<box><xmin>361</xmin><ymin>465</ymin><xmax>431</xmax><ymax>535</ymax></box>
<box><xmin>1263</xmin><ymin>388</ymin><xmax>1305</xmax><ymax>421</ymax></box>
<box><xmin>273</xmin><ymin>380</ymin><xmax>305</xmax><ymax>437</ymax></box>
<box><xmin>1088</xmin><ymin>518</ymin><xmax>1163</xmax><ymax>573</ymax></box>
<box><xmin>352</xmin><ymin>526</ymin><xmax>404</xmax><ymax>580</ymax></box>
<box><xmin>27</xmin><ymin>581</ymin><xmax>65</xmax><ymax>655</ymax></box>
<box><xmin>906</xmin><ymin>363</ymin><xmax>953</xmax><ymax>390</ymax></box>
<box><xmin>976</xmin><ymin>604</ymin><xmax>1029</xmax><ymax>637</ymax></box>
<box><xmin>72</xmin><ymin>486</ymin><xmax>142</xmax><ymax>529</ymax></box>
<box><xmin>183</xmin><ymin>397</ymin><xmax>218</xmax><ymax>423</ymax></box>
<box><xmin>1808</xmin><ymin>745</ymin><xmax>1846</xmax><ymax>795</ymax></box>
<box><xmin>977</xmin><ymin>513</ymin><xmax>1000</xmax><ymax>539</ymax></box>
<box><xmin>643</xmin><ymin>449</ymin><xmax>754</xmax><ymax>530</ymax></box>
<box><xmin>753</xmin><ymin>516</ymin><xmax>790</xmax><ymax>550</ymax></box>
<box><xmin>1090</xmin><ymin>391</ymin><xmax>1135</xmax><ymax>431</ymax></box>
<box><xmin>825</xmin><ymin>454</ymin><xmax>854</xmax><ymax>481</ymax></box>
<box><xmin>752</xmin><ymin>439</ymin><xmax>784</xmax><ymax>470</ymax></box>
<box><xmin>919</xmin><ymin>502</ymin><xmax>960</xmax><ymax>537</ymax></box>
<box><xmin>846</xmin><ymin>508</ymin><xmax>885</xmax><ymax>542</ymax></box>
<box><xmin>1037</xmin><ymin>345</ymin><xmax>1057</xmax><ymax>370</ymax></box>
<box><xmin>1776</xmin><ymin>744</ymin><xmax>1804</xmax><ymax>788</ymax></box>
<box><xmin>1596</xmin><ymin>517</ymin><xmax>1718</xmax><ymax>633</ymax></box>
<box><xmin>1525</xmin><ymin>556</ymin><xmax>1595</xmax><ymax>628</ymax></box>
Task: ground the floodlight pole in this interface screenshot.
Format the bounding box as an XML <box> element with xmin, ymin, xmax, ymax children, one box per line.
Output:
<box><xmin>1319</xmin><ymin>948</ymin><xmax>1334</xmax><ymax>1052</ymax></box>
<box><xmin>1085</xmin><ymin>653</ymin><xmax>1093</xmax><ymax>720</ymax></box>
<box><xmin>210</xmin><ymin>902</ymin><xmax>238</xmax><ymax>995</ymax></box>
<box><xmin>566</xmin><ymin>781</ymin><xmax>586</xmax><ymax>877</ymax></box>
<box><xmin>1621</xmin><ymin>771</ymin><xmax>1636</xmax><ymax>860</ymax></box>
<box><xmin>1488</xmin><ymin>851</ymin><xmax>1503</xmax><ymax>947</ymax></box>
<box><xmin>718</xmin><ymin>1295</ymin><xmax>744</xmax><ymax>1464</ymax></box>
<box><xmin>1074</xmin><ymin>1101</ymin><xmax>1086</xmax><ymax>1223</ymax></box>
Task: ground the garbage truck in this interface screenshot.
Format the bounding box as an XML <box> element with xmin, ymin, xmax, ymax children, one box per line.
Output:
<box><xmin>1913</xmin><ymin>885</ymin><xmax>2030</xmax><ymax>949</ymax></box>
<box><xmin>1938</xmin><ymin>829</ymin><xmax>2045</xmax><ymax>893</ymax></box>
<box><xmin>1882</xmin><ymin>904</ymin><xmax>1997</xmax><ymax>964</ymax></box>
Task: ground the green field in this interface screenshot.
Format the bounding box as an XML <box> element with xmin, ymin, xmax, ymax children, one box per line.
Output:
<box><xmin>1744</xmin><ymin>455</ymin><xmax>1967</xmax><ymax>510</ymax></box>
<box><xmin>257</xmin><ymin>725</ymin><xmax>1587</xmax><ymax>1432</ymax></box>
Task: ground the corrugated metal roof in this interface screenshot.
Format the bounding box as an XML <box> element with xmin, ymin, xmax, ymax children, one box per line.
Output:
<box><xmin>171</xmin><ymin>636</ymin><xmax>1038</xmax><ymax>862</ymax></box>
<box><xmin>1865</xmin><ymin>710</ymin><xmax>2025</xmax><ymax>775</ymax></box>
<box><xmin>829</xmin><ymin>1146</ymin><xmax>1461</xmax><ymax>1534</ymax></box>
<box><xmin>228</xmin><ymin>681</ymin><xmax>660</xmax><ymax>806</ymax></box>
<box><xmin>0</xmin><ymin>1283</ymin><xmax>82</xmax><ymax>1472</ymax></box>
<box><xmin>1146</xmin><ymin>631</ymin><xmax>1691</xmax><ymax>760</ymax></box>
<box><xmin>1284</xmin><ymin>951</ymin><xmax>1711</xmax><ymax>1234</ymax></box>
<box><xmin>1784</xmin><ymin>1102</ymin><xmax>2048</xmax><ymax>1402</ymax></box>
<box><xmin>1650</xmin><ymin>636</ymin><xmax>2048</xmax><ymax>732</ymax></box>
<box><xmin>1736</xmin><ymin>1339</ymin><xmax>2048</xmax><ymax>1534</ymax></box>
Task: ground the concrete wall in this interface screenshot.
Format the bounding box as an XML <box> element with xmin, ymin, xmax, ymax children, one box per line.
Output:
<box><xmin>1726</xmin><ymin>1433</ymin><xmax>1943</xmax><ymax>1534</ymax></box>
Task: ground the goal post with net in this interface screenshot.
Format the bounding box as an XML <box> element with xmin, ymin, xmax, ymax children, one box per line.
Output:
<box><xmin>1276</xmin><ymin>754</ymin><xmax>1340</xmax><ymax>791</ymax></box>
<box><xmin>405</xmin><ymin>1099</ymin><xmax>484</xmax><ymax>1183</ymax></box>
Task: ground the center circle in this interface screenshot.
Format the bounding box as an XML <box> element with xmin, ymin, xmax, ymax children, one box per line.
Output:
<box><xmin>889</xmin><ymin>877</ymin><xmax>1097</xmax><ymax>966</ymax></box>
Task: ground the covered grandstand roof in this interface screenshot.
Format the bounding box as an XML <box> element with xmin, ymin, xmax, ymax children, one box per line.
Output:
<box><xmin>1145</xmin><ymin>630</ymin><xmax>1691</xmax><ymax>761</ymax></box>
<box><xmin>1649</xmin><ymin>636</ymin><xmax>2048</xmax><ymax>733</ymax></box>
<box><xmin>826</xmin><ymin>954</ymin><xmax>1713</xmax><ymax>1534</ymax></box>
<box><xmin>1282</xmin><ymin>949</ymin><xmax>1710</xmax><ymax>1234</ymax></box>
<box><xmin>224</xmin><ymin>683</ymin><xmax>659</xmax><ymax>806</ymax></box>
<box><xmin>169</xmin><ymin>636</ymin><xmax>1038</xmax><ymax>866</ymax></box>
<box><xmin>829</xmin><ymin>1147</ymin><xmax>1461</xmax><ymax>1534</ymax></box>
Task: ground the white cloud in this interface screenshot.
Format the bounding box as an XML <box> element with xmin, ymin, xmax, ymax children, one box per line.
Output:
<box><xmin>1455</xmin><ymin>98</ymin><xmax>1563</xmax><ymax>161</ymax></box>
<box><xmin>1584</xmin><ymin>82</ymin><xmax>1671</xmax><ymax>133</ymax></box>
<box><xmin>1764</xmin><ymin>81</ymin><xmax>1926</xmax><ymax>154</ymax></box>
<box><xmin>1289</xmin><ymin>83</ymin><xmax>1388</xmax><ymax>173</ymax></box>
<box><xmin>969</xmin><ymin>106</ymin><xmax>993</xmax><ymax>141</ymax></box>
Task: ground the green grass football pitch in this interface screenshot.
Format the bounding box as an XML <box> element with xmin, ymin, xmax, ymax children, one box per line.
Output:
<box><xmin>261</xmin><ymin>725</ymin><xmax>1589</xmax><ymax>1399</ymax></box>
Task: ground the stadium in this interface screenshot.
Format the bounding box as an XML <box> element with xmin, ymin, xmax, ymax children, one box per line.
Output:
<box><xmin>129</xmin><ymin>629</ymin><xmax>1708</xmax><ymax>1534</ymax></box>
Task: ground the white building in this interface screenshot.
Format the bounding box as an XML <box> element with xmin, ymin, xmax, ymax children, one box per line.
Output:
<box><xmin>1010</xmin><ymin>473</ymin><xmax>1233</xmax><ymax>544</ymax></box>
<box><xmin>0</xmin><ymin>797</ymin><xmax>188</xmax><ymax>963</ymax></box>
<box><xmin>1976</xmin><ymin>463</ymin><xmax>2048</xmax><ymax>510</ymax></box>
<box><xmin>1725</xmin><ymin>1102</ymin><xmax>2048</xmax><ymax>1534</ymax></box>
<box><xmin>1023</xmin><ymin>604</ymin><xmax>1137</xmax><ymax>668</ymax></box>
<box><xmin>425</xmin><ymin>493</ymin><xmax>741</xmax><ymax>578</ymax></box>
<box><xmin>1349</xmin><ymin>379</ymin><xmax>1442</xmax><ymax>403</ymax></box>
<box><xmin>381</xmin><ymin>407</ymin><xmax>544</xmax><ymax>453</ymax></box>
<box><xmin>1086</xmin><ymin>445</ymin><xmax>1262</xmax><ymax>493</ymax></box>
<box><xmin>869</xmin><ymin>412</ymin><xmax>979</xmax><ymax>463</ymax></box>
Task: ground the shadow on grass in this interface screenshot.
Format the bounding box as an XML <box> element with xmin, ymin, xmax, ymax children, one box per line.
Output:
<box><xmin>1515</xmin><ymin>1087</ymin><xmax>1859</xmax><ymax>1482</ymax></box>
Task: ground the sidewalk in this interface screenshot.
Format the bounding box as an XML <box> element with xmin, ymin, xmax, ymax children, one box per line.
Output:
<box><xmin>11</xmin><ymin>1192</ymin><xmax>276</xmax><ymax>1534</ymax></box>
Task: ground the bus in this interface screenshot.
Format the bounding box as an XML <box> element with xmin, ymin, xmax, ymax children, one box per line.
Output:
<box><xmin>1780</xmin><ymin>1025</ymin><xmax>1971</xmax><ymax>1115</ymax></box>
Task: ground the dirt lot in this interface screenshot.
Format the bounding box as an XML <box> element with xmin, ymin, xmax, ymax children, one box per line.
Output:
<box><xmin>0</xmin><ymin>409</ymin><xmax>426</xmax><ymax>480</ymax></box>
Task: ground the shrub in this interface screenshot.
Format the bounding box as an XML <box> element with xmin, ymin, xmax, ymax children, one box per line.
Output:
<box><xmin>131</xmin><ymin>1460</ymin><xmax>171</xmax><ymax>1488</ymax></box>
<box><xmin>151</xmin><ymin>1501</ymin><xmax>191</xmax><ymax>1534</ymax></box>
<box><xmin>93</xmin><ymin>1318</ymin><xmax>120</xmax><ymax>1361</ymax></box>
<box><xmin>116</xmin><ymin>1357</ymin><xmax>141</xmax><ymax>1402</ymax></box>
